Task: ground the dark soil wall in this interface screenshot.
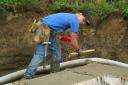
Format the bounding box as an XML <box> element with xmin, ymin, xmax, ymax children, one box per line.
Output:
<box><xmin>0</xmin><ymin>12</ymin><xmax>40</xmax><ymax>76</ymax></box>
<box><xmin>95</xmin><ymin>12</ymin><xmax>128</xmax><ymax>63</ymax></box>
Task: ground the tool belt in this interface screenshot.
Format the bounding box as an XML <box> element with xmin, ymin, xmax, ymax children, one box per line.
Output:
<box><xmin>29</xmin><ymin>20</ymin><xmax>51</xmax><ymax>44</ymax></box>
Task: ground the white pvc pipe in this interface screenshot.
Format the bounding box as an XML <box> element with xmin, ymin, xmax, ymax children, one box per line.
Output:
<box><xmin>0</xmin><ymin>58</ymin><xmax>128</xmax><ymax>85</ymax></box>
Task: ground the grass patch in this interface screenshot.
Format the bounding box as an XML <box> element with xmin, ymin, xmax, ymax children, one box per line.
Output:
<box><xmin>51</xmin><ymin>1</ymin><xmax>128</xmax><ymax>16</ymax></box>
<box><xmin>0</xmin><ymin>0</ymin><xmax>39</xmax><ymax>13</ymax></box>
<box><xmin>0</xmin><ymin>0</ymin><xmax>39</xmax><ymax>5</ymax></box>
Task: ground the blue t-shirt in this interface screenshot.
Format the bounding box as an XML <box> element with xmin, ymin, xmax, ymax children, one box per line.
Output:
<box><xmin>40</xmin><ymin>13</ymin><xmax>79</xmax><ymax>32</ymax></box>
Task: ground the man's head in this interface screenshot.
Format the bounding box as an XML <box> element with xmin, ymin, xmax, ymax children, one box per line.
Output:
<box><xmin>76</xmin><ymin>11</ymin><xmax>91</xmax><ymax>25</ymax></box>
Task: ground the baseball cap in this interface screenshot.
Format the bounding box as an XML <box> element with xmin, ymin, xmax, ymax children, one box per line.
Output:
<box><xmin>81</xmin><ymin>11</ymin><xmax>91</xmax><ymax>26</ymax></box>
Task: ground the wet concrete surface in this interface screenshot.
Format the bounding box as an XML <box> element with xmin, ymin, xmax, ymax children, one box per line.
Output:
<box><xmin>26</xmin><ymin>63</ymin><xmax>128</xmax><ymax>85</ymax></box>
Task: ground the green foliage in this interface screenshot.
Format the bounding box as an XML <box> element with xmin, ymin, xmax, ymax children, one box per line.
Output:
<box><xmin>51</xmin><ymin>0</ymin><xmax>128</xmax><ymax>16</ymax></box>
<box><xmin>0</xmin><ymin>0</ymin><xmax>39</xmax><ymax>13</ymax></box>
<box><xmin>50</xmin><ymin>0</ymin><xmax>77</xmax><ymax>11</ymax></box>
<box><xmin>111</xmin><ymin>1</ymin><xmax>128</xmax><ymax>15</ymax></box>
<box><xmin>0</xmin><ymin>0</ymin><xmax>38</xmax><ymax>5</ymax></box>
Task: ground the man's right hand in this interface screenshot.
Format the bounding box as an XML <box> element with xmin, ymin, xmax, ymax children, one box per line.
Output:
<box><xmin>76</xmin><ymin>48</ymin><xmax>83</xmax><ymax>56</ymax></box>
<box><xmin>68</xmin><ymin>48</ymin><xmax>83</xmax><ymax>58</ymax></box>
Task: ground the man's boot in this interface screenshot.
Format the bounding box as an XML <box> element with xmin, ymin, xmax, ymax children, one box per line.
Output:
<box><xmin>50</xmin><ymin>63</ymin><xmax>60</xmax><ymax>73</ymax></box>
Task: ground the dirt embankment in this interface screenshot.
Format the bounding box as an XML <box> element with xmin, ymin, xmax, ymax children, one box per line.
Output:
<box><xmin>95</xmin><ymin>12</ymin><xmax>128</xmax><ymax>62</ymax></box>
<box><xmin>0</xmin><ymin>11</ymin><xmax>127</xmax><ymax>76</ymax></box>
<box><xmin>85</xmin><ymin>12</ymin><xmax>127</xmax><ymax>62</ymax></box>
<box><xmin>0</xmin><ymin>12</ymin><xmax>41</xmax><ymax>76</ymax></box>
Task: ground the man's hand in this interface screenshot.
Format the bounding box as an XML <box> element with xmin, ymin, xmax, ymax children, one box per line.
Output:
<box><xmin>76</xmin><ymin>48</ymin><xmax>83</xmax><ymax>56</ymax></box>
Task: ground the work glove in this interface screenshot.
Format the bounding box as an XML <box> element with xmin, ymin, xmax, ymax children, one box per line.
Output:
<box><xmin>76</xmin><ymin>48</ymin><xmax>83</xmax><ymax>56</ymax></box>
<box><xmin>58</xmin><ymin>34</ymin><xmax>71</xmax><ymax>42</ymax></box>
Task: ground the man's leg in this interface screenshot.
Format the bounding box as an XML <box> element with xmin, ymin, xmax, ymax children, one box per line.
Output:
<box><xmin>49</xmin><ymin>35</ymin><xmax>62</xmax><ymax>72</ymax></box>
<box><xmin>24</xmin><ymin>43</ymin><xmax>45</xmax><ymax>79</ymax></box>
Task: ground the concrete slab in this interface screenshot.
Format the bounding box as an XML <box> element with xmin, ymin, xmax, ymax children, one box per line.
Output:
<box><xmin>27</xmin><ymin>63</ymin><xmax>128</xmax><ymax>85</ymax></box>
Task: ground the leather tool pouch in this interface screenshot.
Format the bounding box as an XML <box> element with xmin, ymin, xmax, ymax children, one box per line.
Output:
<box><xmin>29</xmin><ymin>20</ymin><xmax>50</xmax><ymax>44</ymax></box>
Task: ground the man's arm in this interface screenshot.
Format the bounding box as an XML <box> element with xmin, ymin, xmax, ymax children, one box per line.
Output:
<box><xmin>70</xmin><ymin>32</ymin><xmax>79</xmax><ymax>50</ymax></box>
